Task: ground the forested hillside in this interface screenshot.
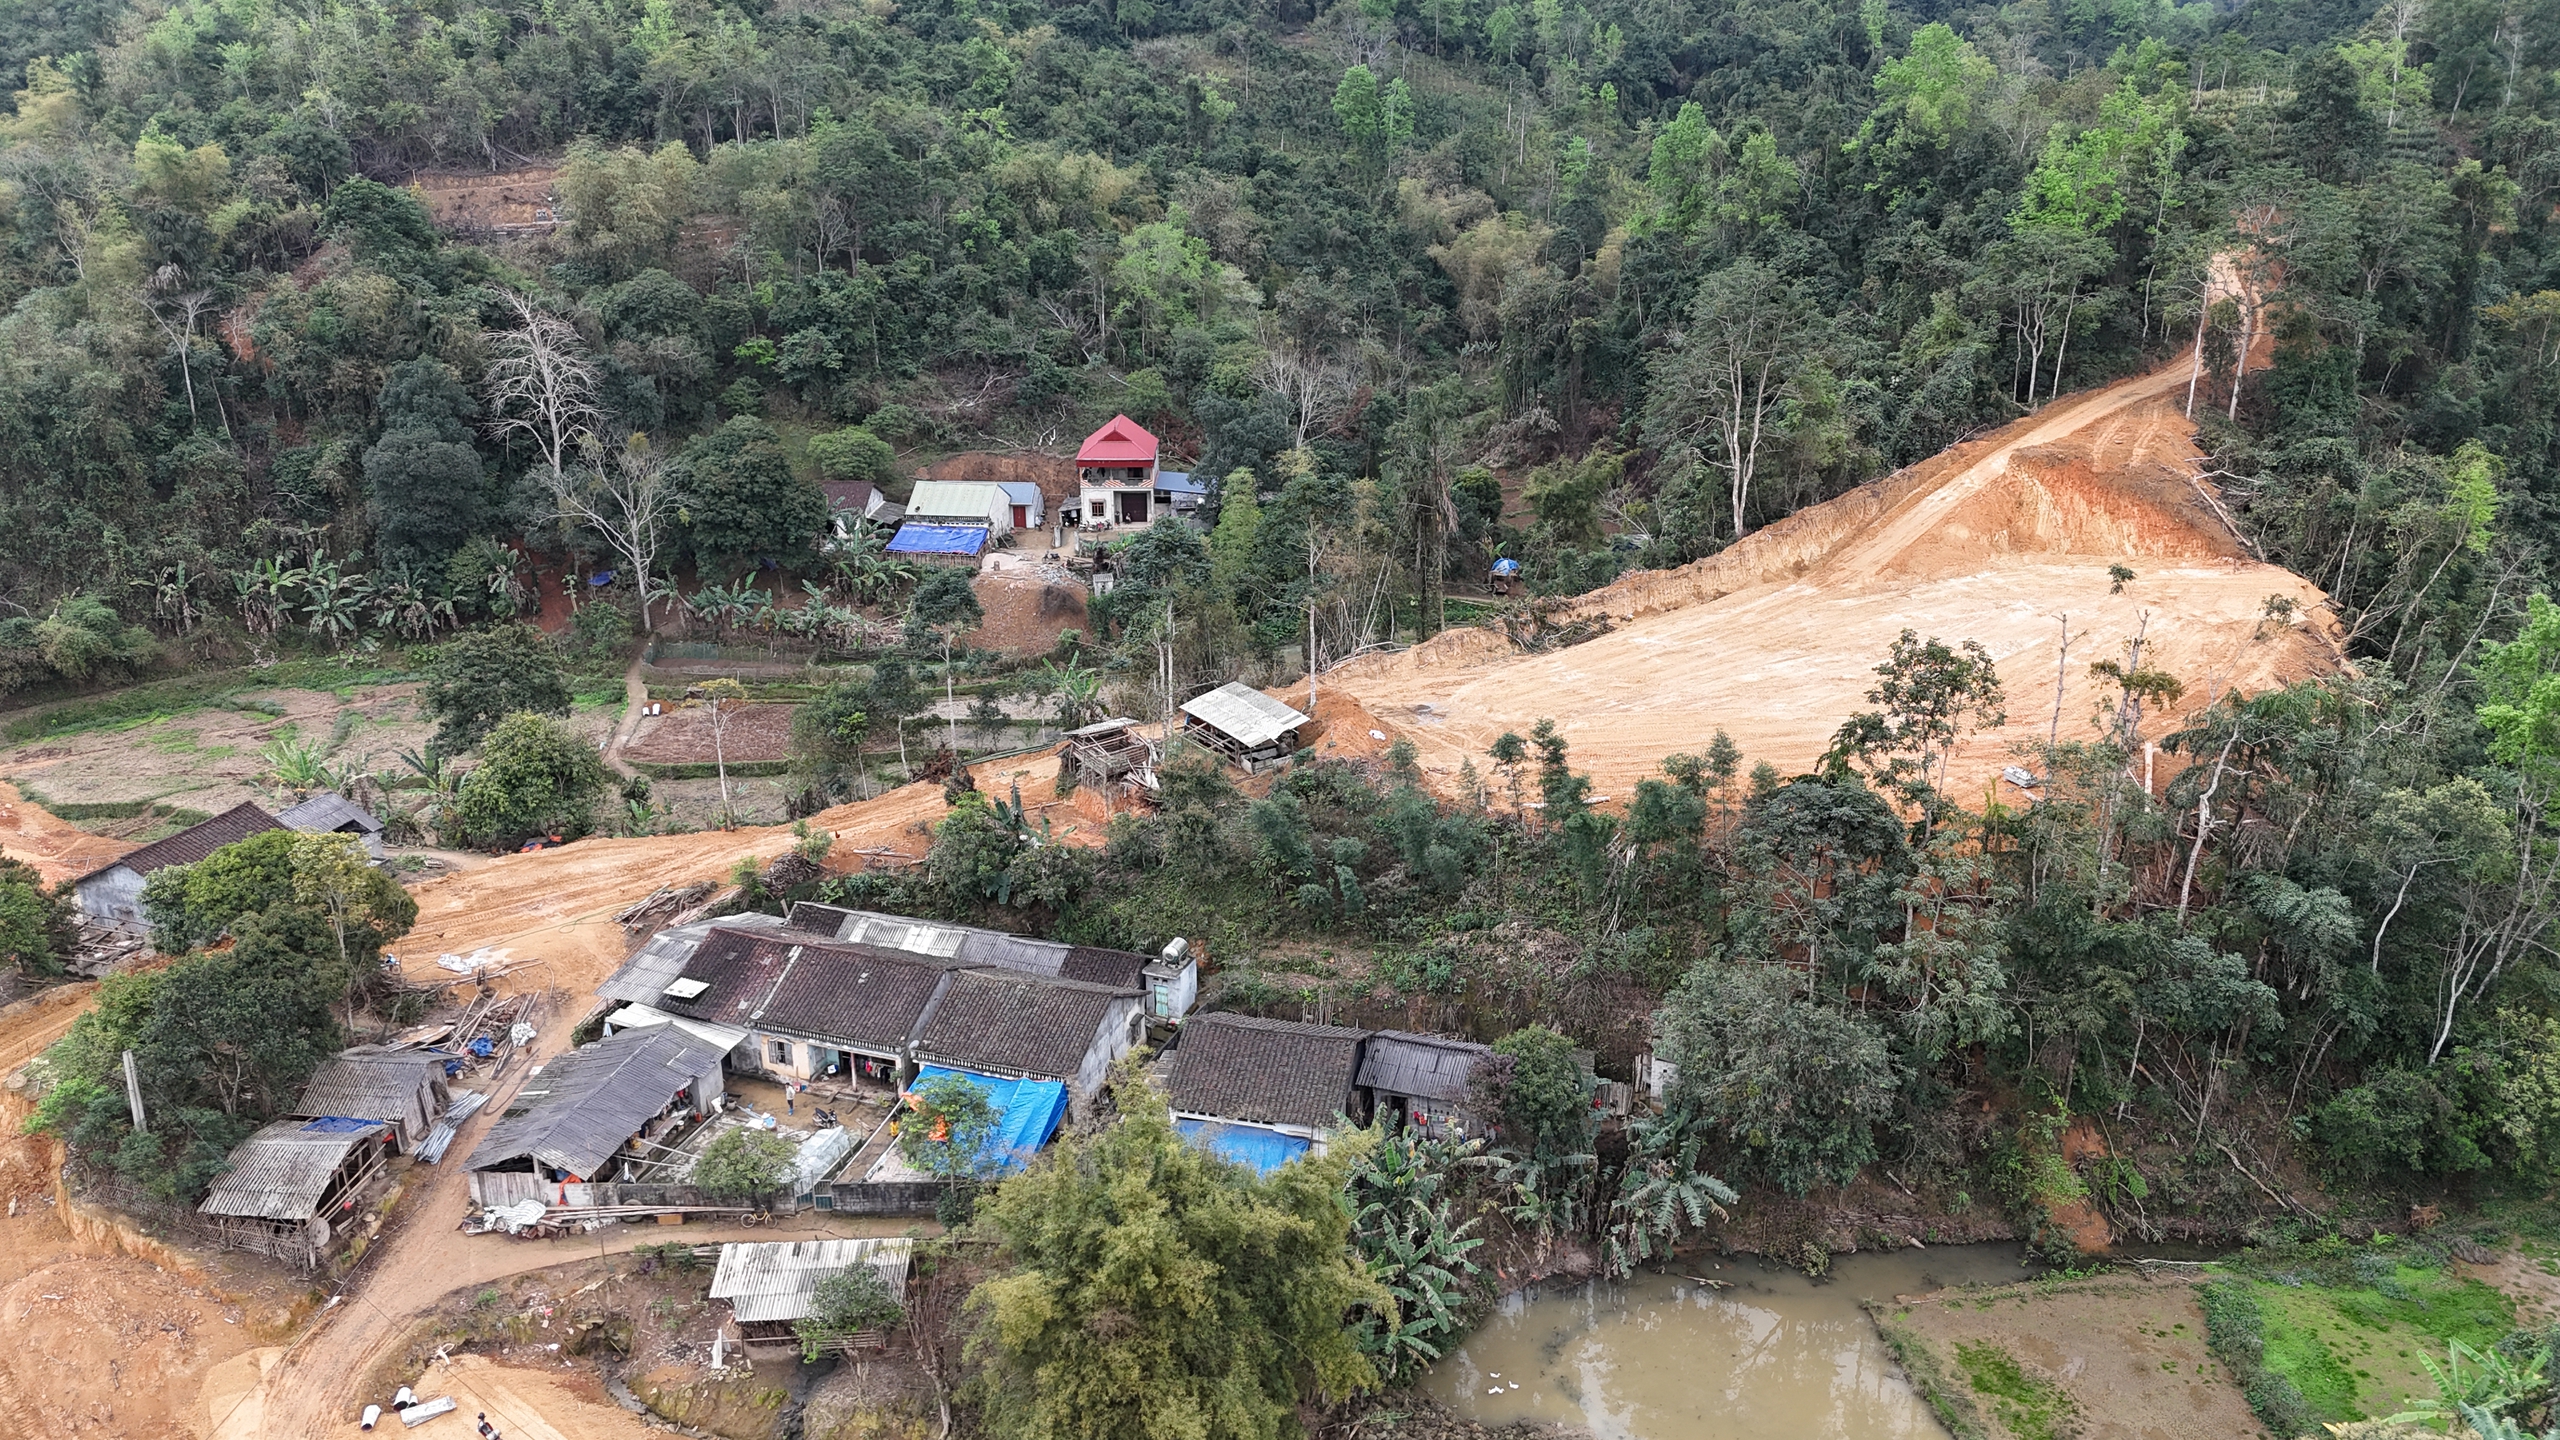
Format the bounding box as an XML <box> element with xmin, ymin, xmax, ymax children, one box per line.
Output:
<box><xmin>0</xmin><ymin>0</ymin><xmax>2548</xmax><ymax>672</ymax></box>
<box><xmin>5</xmin><ymin>0</ymin><xmax>2560</xmax><ymax>1427</ymax></box>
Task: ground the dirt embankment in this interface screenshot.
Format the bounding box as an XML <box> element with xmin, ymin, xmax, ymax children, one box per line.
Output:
<box><xmin>0</xmin><ymin>781</ymin><xmax>135</xmax><ymax>887</ymax></box>
<box><xmin>1334</xmin><ymin>360</ymin><xmax>2339</xmax><ymax>799</ymax></box>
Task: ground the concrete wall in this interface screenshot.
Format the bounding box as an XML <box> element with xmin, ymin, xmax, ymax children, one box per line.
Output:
<box><xmin>74</xmin><ymin>865</ymin><xmax>144</xmax><ymax>924</ymax></box>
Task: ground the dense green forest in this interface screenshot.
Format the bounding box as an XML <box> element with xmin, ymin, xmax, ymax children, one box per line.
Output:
<box><xmin>5</xmin><ymin>0</ymin><xmax>2560</xmax><ymax>1428</ymax></box>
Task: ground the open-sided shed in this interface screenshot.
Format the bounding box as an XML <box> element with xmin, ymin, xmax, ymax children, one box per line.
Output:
<box><xmin>710</xmin><ymin>1237</ymin><xmax>914</xmax><ymax>1360</ymax></box>
<box><xmin>198</xmin><ymin>1117</ymin><xmax>393</xmax><ymax>1267</ymax></box>
<box><xmin>1179</xmin><ymin>683</ymin><xmax>1310</xmax><ymax>772</ymax></box>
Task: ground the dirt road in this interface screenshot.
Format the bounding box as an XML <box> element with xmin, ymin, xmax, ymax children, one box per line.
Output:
<box><xmin>199</xmin><ymin>761</ymin><xmax>1093</xmax><ymax>1440</ymax></box>
<box><xmin>1334</xmin><ymin>358</ymin><xmax>2337</xmax><ymax>798</ymax></box>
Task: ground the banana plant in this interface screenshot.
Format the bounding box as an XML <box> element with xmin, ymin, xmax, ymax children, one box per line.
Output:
<box><xmin>1345</xmin><ymin>1125</ymin><xmax>1487</xmax><ymax>1385</ymax></box>
<box><xmin>261</xmin><ymin>732</ymin><xmax>333</xmax><ymax>792</ymax></box>
<box><xmin>300</xmin><ymin>554</ymin><xmax>372</xmax><ymax>646</ymax></box>
<box><xmin>1040</xmin><ymin>657</ymin><xmax>1105</xmax><ymax>729</ymax></box>
<box><xmin>2386</xmin><ymin>1339</ymin><xmax>2551</xmax><ymax>1429</ymax></box>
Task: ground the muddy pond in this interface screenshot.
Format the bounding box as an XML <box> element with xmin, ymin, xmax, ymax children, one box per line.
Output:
<box><xmin>1423</xmin><ymin>1245</ymin><xmax>2039</xmax><ymax>1439</ymax></box>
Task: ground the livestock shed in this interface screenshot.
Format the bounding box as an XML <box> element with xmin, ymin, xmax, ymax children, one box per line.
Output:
<box><xmin>291</xmin><ymin>1047</ymin><xmax>452</xmax><ymax>1152</ymax></box>
<box><xmin>1357</xmin><ymin>1031</ymin><xmax>1496</xmax><ymax>1139</ymax></box>
<box><xmin>463</xmin><ymin>1026</ymin><xmax>727</xmax><ymax>1200</ymax></box>
<box><xmin>276</xmin><ymin>790</ymin><xmax>386</xmax><ymax>858</ymax></box>
<box><xmin>1179</xmin><ymin>682</ymin><xmax>1311</xmax><ymax>772</ymax></box>
<box><xmin>197</xmin><ymin>1117</ymin><xmax>393</xmax><ymax>1267</ymax></box>
<box><xmin>710</xmin><ymin>1237</ymin><xmax>914</xmax><ymax>1360</ymax></box>
<box><xmin>1061</xmin><ymin>717</ymin><xmax>1155</xmax><ymax>796</ymax></box>
<box><xmin>69</xmin><ymin>802</ymin><xmax>282</xmax><ymax>929</ymax></box>
<box><xmin>1165</xmin><ymin>1014</ymin><xmax>1368</xmax><ymax>1173</ymax></box>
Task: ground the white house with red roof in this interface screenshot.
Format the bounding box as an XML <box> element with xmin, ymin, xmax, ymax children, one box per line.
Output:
<box><xmin>1077</xmin><ymin>414</ymin><xmax>1170</xmax><ymax>529</ymax></box>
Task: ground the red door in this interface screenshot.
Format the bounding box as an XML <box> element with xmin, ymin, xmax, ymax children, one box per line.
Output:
<box><xmin>1012</xmin><ymin>504</ymin><xmax>1029</xmax><ymax>528</ymax></box>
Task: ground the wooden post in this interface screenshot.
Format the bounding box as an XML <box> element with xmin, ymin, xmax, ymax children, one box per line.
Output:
<box><xmin>122</xmin><ymin>1049</ymin><xmax>147</xmax><ymax>1133</ymax></box>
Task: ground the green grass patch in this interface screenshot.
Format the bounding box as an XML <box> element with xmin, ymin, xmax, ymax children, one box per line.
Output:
<box><xmin>2</xmin><ymin>655</ymin><xmax>417</xmax><ymax>742</ymax></box>
<box><xmin>629</xmin><ymin>759</ymin><xmax>795</xmax><ymax>780</ymax></box>
<box><xmin>1953</xmin><ymin>1340</ymin><xmax>2074</xmax><ymax>1440</ymax></box>
<box><xmin>2244</xmin><ymin>1263</ymin><xmax>2514</xmax><ymax>1425</ymax></box>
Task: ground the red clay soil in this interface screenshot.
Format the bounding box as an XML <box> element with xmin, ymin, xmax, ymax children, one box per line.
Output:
<box><xmin>966</xmin><ymin>573</ymin><xmax>1089</xmax><ymax>657</ymax></box>
<box><xmin>1334</xmin><ymin>357</ymin><xmax>2339</xmax><ymax>800</ymax></box>
<box><xmin>0</xmin><ymin>780</ymin><xmax>130</xmax><ymax>887</ymax></box>
<box><xmin>409</xmin><ymin>166</ymin><xmax>562</xmax><ymax>230</ymax></box>
<box><xmin>620</xmin><ymin>701</ymin><xmax>798</xmax><ymax>765</ymax></box>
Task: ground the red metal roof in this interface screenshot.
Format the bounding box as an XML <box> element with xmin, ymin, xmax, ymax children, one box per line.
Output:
<box><xmin>1077</xmin><ymin>415</ymin><xmax>1158</xmax><ymax>465</ymax></box>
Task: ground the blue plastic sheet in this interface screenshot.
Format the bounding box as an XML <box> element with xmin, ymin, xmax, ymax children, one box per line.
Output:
<box><xmin>911</xmin><ymin>1066</ymin><xmax>1068</xmax><ymax>1174</ymax></box>
<box><xmin>299</xmin><ymin>1116</ymin><xmax>386</xmax><ymax>1135</ymax></box>
<box><xmin>887</xmin><ymin>524</ymin><xmax>990</xmax><ymax>556</ymax></box>
<box><xmin>1176</xmin><ymin>1119</ymin><xmax>1310</xmax><ymax>1174</ymax></box>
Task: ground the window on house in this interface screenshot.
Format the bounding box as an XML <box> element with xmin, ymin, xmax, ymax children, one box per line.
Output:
<box><xmin>767</xmin><ymin>1039</ymin><xmax>792</xmax><ymax>1067</ymax></box>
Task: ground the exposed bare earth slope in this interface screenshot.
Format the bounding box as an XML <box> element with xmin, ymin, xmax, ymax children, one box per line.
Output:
<box><xmin>1335</xmin><ymin>360</ymin><xmax>2339</xmax><ymax>796</ymax></box>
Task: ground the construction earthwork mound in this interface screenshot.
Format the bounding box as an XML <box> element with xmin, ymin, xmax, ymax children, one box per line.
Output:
<box><xmin>1332</xmin><ymin>358</ymin><xmax>2341</xmax><ymax>800</ymax></box>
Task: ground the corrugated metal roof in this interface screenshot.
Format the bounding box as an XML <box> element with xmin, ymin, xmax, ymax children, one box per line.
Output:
<box><xmin>793</xmin><ymin>905</ymin><xmax>1153</xmax><ymax>988</ymax></box>
<box><xmin>76</xmin><ymin>802</ymin><xmax>282</xmax><ymax>886</ymax></box>
<box><xmin>604</xmin><ymin>1002</ymin><xmax>751</xmax><ymax>1052</ymax></box>
<box><xmin>886</xmin><ymin>523</ymin><xmax>989</xmax><ymax>556</ymax></box>
<box><xmin>709</xmin><ymin>1238</ymin><xmax>913</xmax><ymax>1323</ymax></box>
<box><xmin>1167</xmin><ymin>1014</ymin><xmax>1365</xmax><ymax>1131</ymax></box>
<box><xmin>597</xmin><ymin>914</ymin><xmax>787</xmax><ymax>1006</ymax></box>
<box><xmin>462</xmin><ymin>1027</ymin><xmax>725</xmax><ymax>1179</ymax></box>
<box><xmin>277</xmin><ymin>791</ymin><xmax>383</xmax><ymax>835</ymax></box>
<box><xmin>1355</xmin><ymin>1031</ymin><xmax>1492</xmax><ymax>1104</ymax></box>
<box><xmin>905</xmin><ymin>482</ymin><xmax>1002</xmax><ymax>520</ymax></box>
<box><xmin>1155</xmin><ymin>471</ymin><xmax>1206</xmax><ymax>496</ymax></box>
<box><xmin>996</xmin><ymin>481</ymin><xmax>1043</xmax><ymax>506</ymax></box>
<box><xmin>1179</xmin><ymin>682</ymin><xmax>1311</xmax><ymax>750</ymax></box>
<box><xmin>291</xmin><ymin>1050</ymin><xmax>444</xmax><ymax>1123</ymax></box>
<box><xmin>198</xmin><ymin>1118</ymin><xmax>384</xmax><ymax>1221</ymax></box>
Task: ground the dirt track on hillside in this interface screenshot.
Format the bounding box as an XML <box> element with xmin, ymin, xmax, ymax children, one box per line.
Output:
<box><xmin>1332</xmin><ymin>359</ymin><xmax>2338</xmax><ymax>798</ymax></box>
<box><xmin>0</xmin><ymin>781</ymin><xmax>132</xmax><ymax>886</ymax></box>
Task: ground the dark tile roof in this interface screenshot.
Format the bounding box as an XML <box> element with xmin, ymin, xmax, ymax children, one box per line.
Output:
<box><xmin>914</xmin><ymin>970</ymin><xmax>1133</xmax><ymax>1081</ymax></box>
<box><xmin>78</xmin><ymin>802</ymin><xmax>282</xmax><ymax>884</ymax></box>
<box><xmin>1061</xmin><ymin>947</ymin><xmax>1149</xmax><ymax>988</ymax></box>
<box><xmin>821</xmin><ymin>479</ymin><xmax>876</xmax><ymax>513</ymax></box>
<box><xmin>1356</xmin><ymin>1031</ymin><xmax>1493</xmax><ymax>1105</ymax></box>
<box><xmin>1166</xmin><ymin>1014</ymin><xmax>1366</xmax><ymax>1131</ymax></box>
<box><xmin>656</xmin><ymin>928</ymin><xmax>957</xmax><ymax>1054</ymax></box>
<box><xmin>464</xmin><ymin>1027</ymin><xmax>725</xmax><ymax>1178</ymax></box>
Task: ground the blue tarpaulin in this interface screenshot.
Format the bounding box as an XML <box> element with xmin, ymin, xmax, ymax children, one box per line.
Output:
<box><xmin>299</xmin><ymin>1116</ymin><xmax>385</xmax><ymax>1134</ymax></box>
<box><xmin>912</xmin><ymin>1066</ymin><xmax>1068</xmax><ymax>1174</ymax></box>
<box><xmin>1176</xmin><ymin>1119</ymin><xmax>1311</xmax><ymax>1174</ymax></box>
<box><xmin>1490</xmin><ymin>558</ymin><xmax>1522</xmax><ymax>577</ymax></box>
<box><xmin>887</xmin><ymin>523</ymin><xmax>991</xmax><ymax>556</ymax></box>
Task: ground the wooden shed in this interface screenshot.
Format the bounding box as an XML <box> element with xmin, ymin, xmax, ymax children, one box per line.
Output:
<box><xmin>197</xmin><ymin>1117</ymin><xmax>393</xmax><ymax>1267</ymax></box>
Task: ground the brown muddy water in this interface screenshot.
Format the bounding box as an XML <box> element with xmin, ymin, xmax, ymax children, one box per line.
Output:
<box><xmin>1422</xmin><ymin>1245</ymin><xmax>2038</xmax><ymax>1439</ymax></box>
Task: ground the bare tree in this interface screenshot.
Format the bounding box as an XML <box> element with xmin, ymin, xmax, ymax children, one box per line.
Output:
<box><xmin>484</xmin><ymin>290</ymin><xmax>602</xmax><ymax>490</ymax></box>
<box><xmin>551</xmin><ymin>432</ymin><xmax>681</xmax><ymax>629</ymax></box>
<box><xmin>1642</xmin><ymin>259</ymin><xmax>1812</xmax><ymax>540</ymax></box>
<box><xmin>1252</xmin><ymin>324</ymin><xmax>1357</xmax><ymax>448</ymax></box>
<box><xmin>144</xmin><ymin>264</ymin><xmax>219</xmax><ymax>424</ymax></box>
